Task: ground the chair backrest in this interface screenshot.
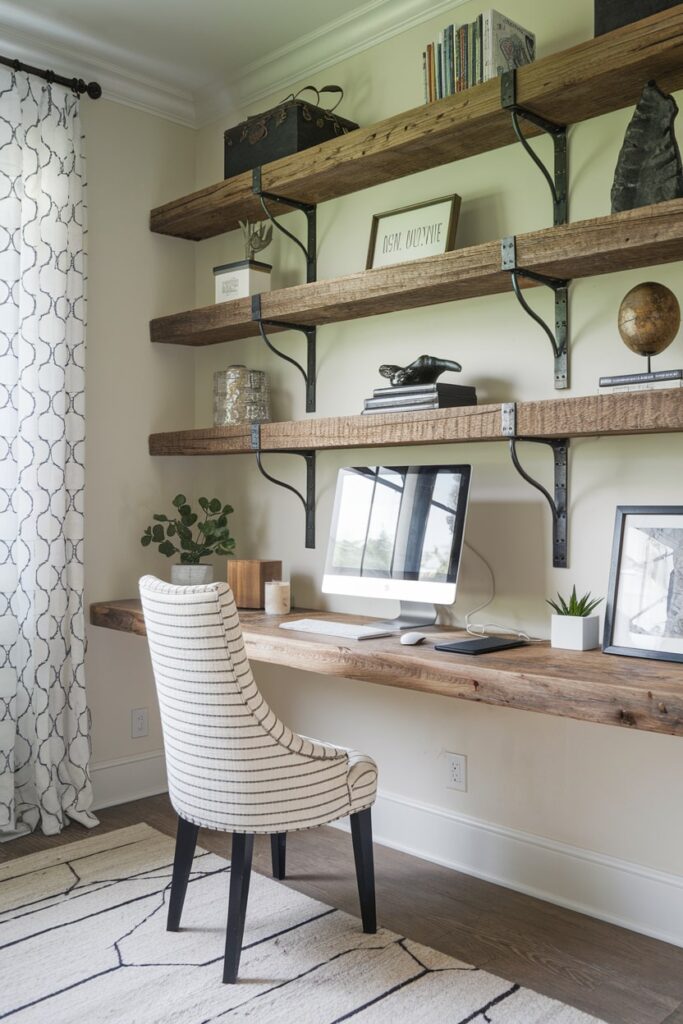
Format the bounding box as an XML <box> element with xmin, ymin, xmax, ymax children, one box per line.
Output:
<box><xmin>138</xmin><ymin>575</ymin><xmax>345</xmax><ymax>833</ymax></box>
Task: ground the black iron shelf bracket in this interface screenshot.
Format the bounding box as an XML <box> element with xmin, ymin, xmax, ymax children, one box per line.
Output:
<box><xmin>253</xmin><ymin>166</ymin><xmax>317</xmax><ymax>283</ymax></box>
<box><xmin>501</xmin><ymin>403</ymin><xmax>569</xmax><ymax>568</ymax></box>
<box><xmin>250</xmin><ymin>423</ymin><xmax>316</xmax><ymax>548</ymax></box>
<box><xmin>501</xmin><ymin>68</ymin><xmax>568</xmax><ymax>227</ymax></box>
<box><xmin>501</xmin><ymin>235</ymin><xmax>570</xmax><ymax>390</ymax></box>
<box><xmin>251</xmin><ymin>294</ymin><xmax>316</xmax><ymax>413</ymax></box>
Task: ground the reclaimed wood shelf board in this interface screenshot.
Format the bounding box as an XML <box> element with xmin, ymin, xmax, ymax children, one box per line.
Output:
<box><xmin>89</xmin><ymin>601</ymin><xmax>683</xmax><ymax>737</ymax></box>
<box><xmin>149</xmin><ymin>8</ymin><xmax>683</xmax><ymax>240</ymax></box>
<box><xmin>148</xmin><ymin>388</ymin><xmax>683</xmax><ymax>456</ymax></box>
<box><xmin>150</xmin><ymin>200</ymin><xmax>683</xmax><ymax>346</ymax></box>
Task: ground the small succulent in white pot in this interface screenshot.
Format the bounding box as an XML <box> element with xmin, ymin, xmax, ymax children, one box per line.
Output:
<box><xmin>547</xmin><ymin>586</ymin><xmax>603</xmax><ymax>651</ymax></box>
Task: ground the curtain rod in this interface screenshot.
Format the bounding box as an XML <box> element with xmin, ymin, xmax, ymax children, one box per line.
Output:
<box><xmin>0</xmin><ymin>54</ymin><xmax>102</xmax><ymax>98</ymax></box>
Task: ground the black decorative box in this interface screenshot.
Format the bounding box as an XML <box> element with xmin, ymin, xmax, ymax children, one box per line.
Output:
<box><xmin>595</xmin><ymin>0</ymin><xmax>679</xmax><ymax>35</ymax></box>
<box><xmin>224</xmin><ymin>96</ymin><xmax>358</xmax><ymax>179</ymax></box>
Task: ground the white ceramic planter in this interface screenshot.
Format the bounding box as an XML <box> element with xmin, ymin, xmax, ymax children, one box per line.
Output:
<box><xmin>171</xmin><ymin>563</ymin><xmax>213</xmax><ymax>586</ymax></box>
<box><xmin>551</xmin><ymin>614</ymin><xmax>600</xmax><ymax>651</ymax></box>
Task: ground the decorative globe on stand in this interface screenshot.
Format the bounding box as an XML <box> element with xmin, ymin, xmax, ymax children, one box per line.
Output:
<box><xmin>617</xmin><ymin>282</ymin><xmax>680</xmax><ymax>373</ymax></box>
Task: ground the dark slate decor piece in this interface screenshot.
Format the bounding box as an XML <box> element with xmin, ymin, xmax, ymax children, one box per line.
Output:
<box><xmin>611</xmin><ymin>81</ymin><xmax>683</xmax><ymax>213</ymax></box>
<box><xmin>378</xmin><ymin>354</ymin><xmax>462</xmax><ymax>387</ymax></box>
<box><xmin>595</xmin><ymin>0</ymin><xmax>679</xmax><ymax>36</ymax></box>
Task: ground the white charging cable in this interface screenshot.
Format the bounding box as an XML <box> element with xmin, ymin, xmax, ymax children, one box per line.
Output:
<box><xmin>463</xmin><ymin>541</ymin><xmax>544</xmax><ymax>643</ymax></box>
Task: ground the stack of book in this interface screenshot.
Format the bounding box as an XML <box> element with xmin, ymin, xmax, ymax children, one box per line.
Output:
<box><xmin>362</xmin><ymin>382</ymin><xmax>477</xmax><ymax>415</ymax></box>
<box><xmin>422</xmin><ymin>9</ymin><xmax>535</xmax><ymax>103</ymax></box>
<box><xmin>599</xmin><ymin>369</ymin><xmax>683</xmax><ymax>393</ymax></box>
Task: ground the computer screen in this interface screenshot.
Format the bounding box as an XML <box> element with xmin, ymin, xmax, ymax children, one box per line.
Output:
<box><xmin>323</xmin><ymin>464</ymin><xmax>470</xmax><ymax>605</ymax></box>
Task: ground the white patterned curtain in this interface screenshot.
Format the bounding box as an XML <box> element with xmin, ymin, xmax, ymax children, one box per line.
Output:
<box><xmin>0</xmin><ymin>70</ymin><xmax>95</xmax><ymax>836</ymax></box>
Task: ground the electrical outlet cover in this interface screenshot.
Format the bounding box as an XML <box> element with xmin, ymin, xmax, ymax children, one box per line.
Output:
<box><xmin>446</xmin><ymin>751</ymin><xmax>467</xmax><ymax>792</ymax></box>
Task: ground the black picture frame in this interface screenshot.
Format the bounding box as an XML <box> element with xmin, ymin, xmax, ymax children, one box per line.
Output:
<box><xmin>603</xmin><ymin>505</ymin><xmax>683</xmax><ymax>663</ymax></box>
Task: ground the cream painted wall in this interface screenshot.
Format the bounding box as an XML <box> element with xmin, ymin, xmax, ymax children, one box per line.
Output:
<box><xmin>82</xmin><ymin>98</ymin><xmax>196</xmax><ymax>774</ymax></box>
<box><xmin>153</xmin><ymin>0</ymin><xmax>683</xmax><ymax>894</ymax></box>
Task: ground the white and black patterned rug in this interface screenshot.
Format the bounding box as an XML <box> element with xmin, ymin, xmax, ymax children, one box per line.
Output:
<box><xmin>0</xmin><ymin>824</ymin><xmax>605</xmax><ymax>1023</ymax></box>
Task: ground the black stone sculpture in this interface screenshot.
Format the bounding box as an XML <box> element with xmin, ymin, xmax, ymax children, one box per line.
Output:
<box><xmin>611</xmin><ymin>81</ymin><xmax>683</xmax><ymax>213</ymax></box>
<box><xmin>379</xmin><ymin>354</ymin><xmax>462</xmax><ymax>387</ymax></box>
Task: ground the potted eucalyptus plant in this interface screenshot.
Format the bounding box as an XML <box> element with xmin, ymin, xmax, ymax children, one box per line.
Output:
<box><xmin>141</xmin><ymin>494</ymin><xmax>235</xmax><ymax>585</ymax></box>
<box><xmin>547</xmin><ymin>586</ymin><xmax>603</xmax><ymax>651</ymax></box>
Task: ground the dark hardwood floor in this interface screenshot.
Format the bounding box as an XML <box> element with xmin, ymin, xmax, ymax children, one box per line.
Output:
<box><xmin>3</xmin><ymin>792</ymin><xmax>682</xmax><ymax>1024</ymax></box>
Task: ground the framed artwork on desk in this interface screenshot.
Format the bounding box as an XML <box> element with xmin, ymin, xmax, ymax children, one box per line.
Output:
<box><xmin>603</xmin><ymin>505</ymin><xmax>683</xmax><ymax>663</ymax></box>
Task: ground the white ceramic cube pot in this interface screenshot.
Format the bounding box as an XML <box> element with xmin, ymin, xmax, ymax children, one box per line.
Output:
<box><xmin>171</xmin><ymin>563</ymin><xmax>214</xmax><ymax>586</ymax></box>
<box><xmin>550</xmin><ymin>614</ymin><xmax>600</xmax><ymax>651</ymax></box>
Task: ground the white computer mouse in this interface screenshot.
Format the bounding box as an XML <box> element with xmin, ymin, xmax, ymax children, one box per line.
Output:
<box><xmin>400</xmin><ymin>631</ymin><xmax>427</xmax><ymax>646</ymax></box>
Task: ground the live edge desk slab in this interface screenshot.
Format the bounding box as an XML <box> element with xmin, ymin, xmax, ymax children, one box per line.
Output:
<box><xmin>90</xmin><ymin>601</ymin><xmax>683</xmax><ymax>739</ymax></box>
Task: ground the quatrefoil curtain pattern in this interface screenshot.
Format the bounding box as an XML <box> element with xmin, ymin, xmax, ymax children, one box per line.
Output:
<box><xmin>0</xmin><ymin>70</ymin><xmax>96</xmax><ymax>837</ymax></box>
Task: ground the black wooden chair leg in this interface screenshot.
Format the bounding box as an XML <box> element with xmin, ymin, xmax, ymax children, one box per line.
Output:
<box><xmin>167</xmin><ymin>817</ymin><xmax>199</xmax><ymax>932</ymax></box>
<box><xmin>271</xmin><ymin>833</ymin><xmax>286</xmax><ymax>880</ymax></box>
<box><xmin>223</xmin><ymin>832</ymin><xmax>255</xmax><ymax>983</ymax></box>
<box><xmin>350</xmin><ymin>807</ymin><xmax>377</xmax><ymax>933</ymax></box>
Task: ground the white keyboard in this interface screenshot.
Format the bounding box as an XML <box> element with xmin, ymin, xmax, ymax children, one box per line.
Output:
<box><xmin>279</xmin><ymin>618</ymin><xmax>398</xmax><ymax>641</ymax></box>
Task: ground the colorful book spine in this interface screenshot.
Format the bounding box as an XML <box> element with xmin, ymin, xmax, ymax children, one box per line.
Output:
<box><xmin>422</xmin><ymin>50</ymin><xmax>428</xmax><ymax>104</ymax></box>
<box><xmin>437</xmin><ymin>38</ymin><xmax>443</xmax><ymax>99</ymax></box>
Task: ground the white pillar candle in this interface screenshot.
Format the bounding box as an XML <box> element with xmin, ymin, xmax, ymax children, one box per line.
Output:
<box><xmin>264</xmin><ymin>580</ymin><xmax>291</xmax><ymax>615</ymax></box>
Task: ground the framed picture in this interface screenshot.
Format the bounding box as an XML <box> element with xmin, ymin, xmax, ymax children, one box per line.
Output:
<box><xmin>603</xmin><ymin>505</ymin><xmax>683</xmax><ymax>662</ymax></box>
<box><xmin>366</xmin><ymin>194</ymin><xmax>461</xmax><ymax>270</ymax></box>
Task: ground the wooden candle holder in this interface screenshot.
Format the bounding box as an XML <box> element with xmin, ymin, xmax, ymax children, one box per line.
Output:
<box><xmin>227</xmin><ymin>559</ymin><xmax>282</xmax><ymax>609</ymax></box>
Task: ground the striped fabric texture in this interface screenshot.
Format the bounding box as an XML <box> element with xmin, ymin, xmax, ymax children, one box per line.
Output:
<box><xmin>138</xmin><ymin>576</ymin><xmax>377</xmax><ymax>834</ymax></box>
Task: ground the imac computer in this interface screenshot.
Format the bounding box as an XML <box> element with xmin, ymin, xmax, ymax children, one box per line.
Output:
<box><xmin>281</xmin><ymin>464</ymin><xmax>471</xmax><ymax>640</ymax></box>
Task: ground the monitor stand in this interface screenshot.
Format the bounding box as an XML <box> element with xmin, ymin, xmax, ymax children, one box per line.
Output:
<box><xmin>373</xmin><ymin>601</ymin><xmax>437</xmax><ymax>631</ymax></box>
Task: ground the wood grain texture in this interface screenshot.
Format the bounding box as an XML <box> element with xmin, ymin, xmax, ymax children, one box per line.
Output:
<box><xmin>89</xmin><ymin>602</ymin><xmax>683</xmax><ymax>737</ymax></box>
<box><xmin>149</xmin><ymin>7</ymin><xmax>683</xmax><ymax>240</ymax></box>
<box><xmin>149</xmin><ymin>199</ymin><xmax>683</xmax><ymax>346</ymax></box>
<box><xmin>227</xmin><ymin>559</ymin><xmax>282</xmax><ymax>608</ymax></box>
<box><xmin>147</xmin><ymin>388</ymin><xmax>683</xmax><ymax>456</ymax></box>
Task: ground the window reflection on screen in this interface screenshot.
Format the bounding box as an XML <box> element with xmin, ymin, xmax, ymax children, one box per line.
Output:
<box><xmin>328</xmin><ymin>466</ymin><xmax>466</xmax><ymax>582</ymax></box>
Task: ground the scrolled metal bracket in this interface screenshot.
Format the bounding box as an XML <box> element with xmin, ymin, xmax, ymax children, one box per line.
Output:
<box><xmin>501</xmin><ymin>235</ymin><xmax>570</xmax><ymax>390</ymax></box>
<box><xmin>252</xmin><ymin>294</ymin><xmax>316</xmax><ymax>412</ymax></box>
<box><xmin>253</xmin><ymin>166</ymin><xmax>317</xmax><ymax>283</ymax></box>
<box><xmin>501</xmin><ymin>69</ymin><xmax>568</xmax><ymax>226</ymax></box>
<box><xmin>501</xmin><ymin>403</ymin><xmax>569</xmax><ymax>568</ymax></box>
<box><xmin>250</xmin><ymin>423</ymin><xmax>316</xmax><ymax>548</ymax></box>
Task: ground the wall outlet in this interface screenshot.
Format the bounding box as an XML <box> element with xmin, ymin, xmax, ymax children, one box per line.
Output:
<box><xmin>446</xmin><ymin>751</ymin><xmax>467</xmax><ymax>792</ymax></box>
<box><xmin>131</xmin><ymin>707</ymin><xmax>149</xmax><ymax>739</ymax></box>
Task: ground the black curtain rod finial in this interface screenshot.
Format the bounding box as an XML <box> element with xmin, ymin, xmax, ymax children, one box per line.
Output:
<box><xmin>0</xmin><ymin>53</ymin><xmax>101</xmax><ymax>99</ymax></box>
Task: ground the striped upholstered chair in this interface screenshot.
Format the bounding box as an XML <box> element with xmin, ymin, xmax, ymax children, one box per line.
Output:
<box><xmin>139</xmin><ymin>575</ymin><xmax>378</xmax><ymax>984</ymax></box>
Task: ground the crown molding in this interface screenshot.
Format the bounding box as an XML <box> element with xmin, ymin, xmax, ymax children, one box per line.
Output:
<box><xmin>195</xmin><ymin>0</ymin><xmax>472</xmax><ymax>127</ymax></box>
<box><xmin>0</xmin><ymin>0</ymin><xmax>471</xmax><ymax>130</ymax></box>
<box><xmin>0</xmin><ymin>3</ymin><xmax>196</xmax><ymax>127</ymax></box>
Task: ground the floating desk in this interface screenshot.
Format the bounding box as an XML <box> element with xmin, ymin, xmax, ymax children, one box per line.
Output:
<box><xmin>90</xmin><ymin>601</ymin><xmax>683</xmax><ymax>738</ymax></box>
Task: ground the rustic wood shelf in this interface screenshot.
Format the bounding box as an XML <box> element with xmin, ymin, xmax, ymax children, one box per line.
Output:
<box><xmin>148</xmin><ymin>388</ymin><xmax>683</xmax><ymax>456</ymax></box>
<box><xmin>150</xmin><ymin>200</ymin><xmax>683</xmax><ymax>346</ymax></box>
<box><xmin>89</xmin><ymin>602</ymin><xmax>683</xmax><ymax>737</ymax></box>
<box><xmin>149</xmin><ymin>8</ymin><xmax>683</xmax><ymax>241</ymax></box>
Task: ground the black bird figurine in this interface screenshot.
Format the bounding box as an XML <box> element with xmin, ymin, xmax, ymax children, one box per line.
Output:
<box><xmin>379</xmin><ymin>354</ymin><xmax>462</xmax><ymax>387</ymax></box>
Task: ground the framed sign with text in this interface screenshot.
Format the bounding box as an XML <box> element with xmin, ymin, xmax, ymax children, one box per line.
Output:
<box><xmin>366</xmin><ymin>194</ymin><xmax>461</xmax><ymax>270</ymax></box>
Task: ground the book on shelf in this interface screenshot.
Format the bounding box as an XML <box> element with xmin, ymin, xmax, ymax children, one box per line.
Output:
<box><xmin>601</xmin><ymin>380</ymin><xmax>683</xmax><ymax>394</ymax></box>
<box><xmin>371</xmin><ymin>382</ymin><xmax>476</xmax><ymax>400</ymax></box>
<box><xmin>363</xmin><ymin>384</ymin><xmax>477</xmax><ymax>412</ymax></box>
<box><xmin>599</xmin><ymin>369</ymin><xmax>683</xmax><ymax>387</ymax></box>
<box><xmin>422</xmin><ymin>9</ymin><xmax>535</xmax><ymax>102</ymax></box>
<box><xmin>362</xmin><ymin>400</ymin><xmax>461</xmax><ymax>415</ymax></box>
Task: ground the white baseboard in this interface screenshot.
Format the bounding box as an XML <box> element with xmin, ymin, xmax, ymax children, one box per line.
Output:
<box><xmin>90</xmin><ymin>749</ymin><xmax>168</xmax><ymax>811</ymax></box>
<box><xmin>88</xmin><ymin>754</ymin><xmax>683</xmax><ymax>947</ymax></box>
<box><xmin>333</xmin><ymin>789</ymin><xmax>683</xmax><ymax>948</ymax></box>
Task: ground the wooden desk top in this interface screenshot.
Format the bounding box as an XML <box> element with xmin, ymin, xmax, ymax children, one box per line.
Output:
<box><xmin>89</xmin><ymin>600</ymin><xmax>683</xmax><ymax>738</ymax></box>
